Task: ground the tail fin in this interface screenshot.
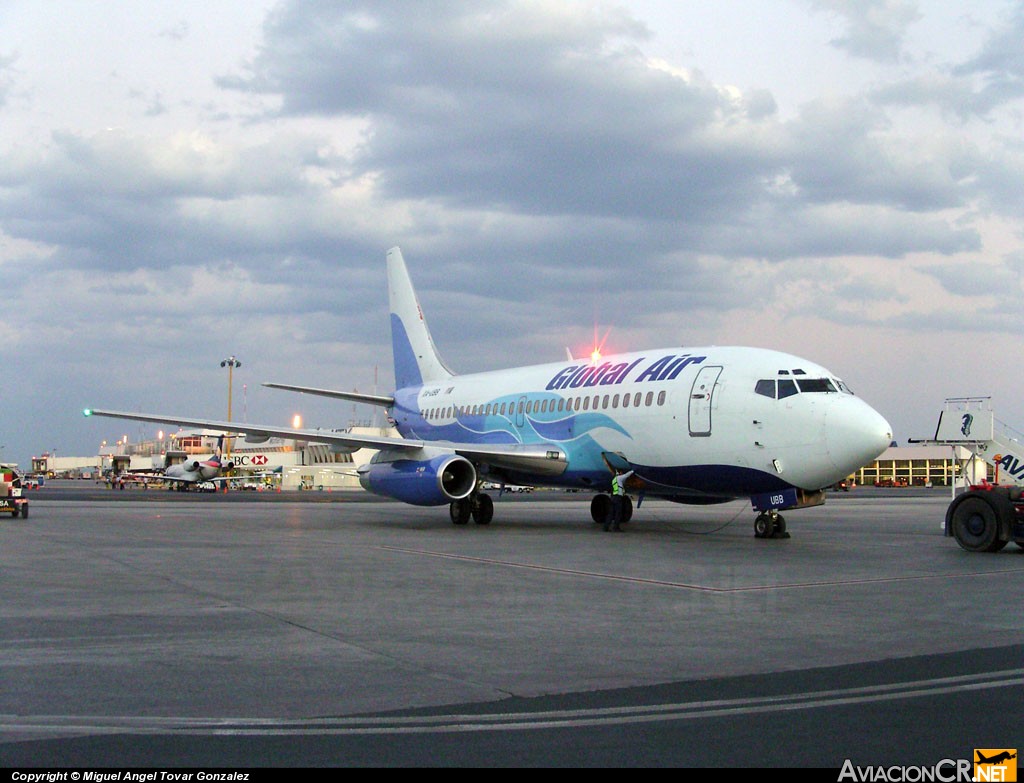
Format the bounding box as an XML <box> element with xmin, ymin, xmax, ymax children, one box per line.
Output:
<box><xmin>210</xmin><ymin>434</ymin><xmax>224</xmax><ymax>465</ymax></box>
<box><xmin>386</xmin><ymin>247</ymin><xmax>454</xmax><ymax>389</ymax></box>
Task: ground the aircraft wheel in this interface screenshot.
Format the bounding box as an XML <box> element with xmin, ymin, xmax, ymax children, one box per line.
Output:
<box><xmin>472</xmin><ymin>494</ymin><xmax>493</xmax><ymax>525</ymax></box>
<box><xmin>950</xmin><ymin>495</ymin><xmax>1005</xmax><ymax>552</ymax></box>
<box><xmin>591</xmin><ymin>494</ymin><xmax>611</xmax><ymax>524</ymax></box>
<box><xmin>450</xmin><ymin>498</ymin><xmax>471</xmax><ymax>525</ymax></box>
<box><xmin>754</xmin><ymin>512</ymin><xmax>775</xmax><ymax>539</ymax></box>
<box><xmin>621</xmin><ymin>495</ymin><xmax>633</xmax><ymax>523</ymax></box>
<box><xmin>774</xmin><ymin>514</ymin><xmax>785</xmax><ymax>535</ymax></box>
<box><xmin>20</xmin><ymin>505</ymin><xmax>28</xmax><ymax>519</ymax></box>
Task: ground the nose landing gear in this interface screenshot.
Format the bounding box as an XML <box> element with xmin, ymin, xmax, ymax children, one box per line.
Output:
<box><xmin>754</xmin><ymin>510</ymin><xmax>789</xmax><ymax>539</ymax></box>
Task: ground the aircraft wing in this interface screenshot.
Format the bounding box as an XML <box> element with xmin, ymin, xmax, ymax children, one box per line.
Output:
<box><xmin>84</xmin><ymin>409</ymin><xmax>568</xmax><ymax>475</ymax></box>
<box><xmin>262</xmin><ymin>383</ymin><xmax>395</xmax><ymax>407</ymax></box>
<box><xmin>84</xmin><ymin>409</ymin><xmax>425</xmax><ymax>453</ymax></box>
<box><xmin>118</xmin><ymin>471</ymin><xmax>174</xmax><ymax>482</ymax></box>
<box><xmin>158</xmin><ymin>474</ymin><xmax>202</xmax><ymax>484</ymax></box>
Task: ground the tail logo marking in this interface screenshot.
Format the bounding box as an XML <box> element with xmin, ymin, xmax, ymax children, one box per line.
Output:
<box><xmin>961</xmin><ymin>413</ymin><xmax>974</xmax><ymax>436</ymax></box>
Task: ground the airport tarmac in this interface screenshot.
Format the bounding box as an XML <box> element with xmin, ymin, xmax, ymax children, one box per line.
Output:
<box><xmin>2</xmin><ymin>484</ymin><xmax>1023</xmax><ymax>767</ymax></box>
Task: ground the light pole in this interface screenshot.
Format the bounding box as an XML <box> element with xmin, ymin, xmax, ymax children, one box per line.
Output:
<box><xmin>220</xmin><ymin>356</ymin><xmax>242</xmax><ymax>422</ymax></box>
<box><xmin>220</xmin><ymin>356</ymin><xmax>241</xmax><ymax>461</ymax></box>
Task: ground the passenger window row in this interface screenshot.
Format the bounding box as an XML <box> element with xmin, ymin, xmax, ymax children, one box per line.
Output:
<box><xmin>422</xmin><ymin>390</ymin><xmax>667</xmax><ymax>421</ymax></box>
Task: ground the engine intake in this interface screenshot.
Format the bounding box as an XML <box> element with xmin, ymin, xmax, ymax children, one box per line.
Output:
<box><xmin>359</xmin><ymin>452</ymin><xmax>476</xmax><ymax>506</ymax></box>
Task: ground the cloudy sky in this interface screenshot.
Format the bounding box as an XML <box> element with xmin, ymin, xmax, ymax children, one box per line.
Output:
<box><xmin>2</xmin><ymin>0</ymin><xmax>1023</xmax><ymax>466</ymax></box>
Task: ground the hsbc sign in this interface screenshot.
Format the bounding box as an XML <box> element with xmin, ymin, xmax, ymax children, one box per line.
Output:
<box><xmin>231</xmin><ymin>454</ymin><xmax>269</xmax><ymax>467</ymax></box>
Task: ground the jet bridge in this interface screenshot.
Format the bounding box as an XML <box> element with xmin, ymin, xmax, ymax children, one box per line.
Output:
<box><xmin>912</xmin><ymin>397</ymin><xmax>1024</xmax><ymax>551</ymax></box>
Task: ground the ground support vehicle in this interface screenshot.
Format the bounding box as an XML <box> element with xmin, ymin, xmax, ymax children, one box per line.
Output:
<box><xmin>1</xmin><ymin>468</ymin><xmax>28</xmax><ymax>518</ymax></box>
<box><xmin>914</xmin><ymin>398</ymin><xmax>1024</xmax><ymax>551</ymax></box>
<box><xmin>944</xmin><ymin>483</ymin><xmax>1024</xmax><ymax>552</ymax></box>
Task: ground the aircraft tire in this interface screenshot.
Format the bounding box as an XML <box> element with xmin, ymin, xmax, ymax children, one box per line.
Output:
<box><xmin>472</xmin><ymin>494</ymin><xmax>493</xmax><ymax>525</ymax></box>
<box><xmin>591</xmin><ymin>494</ymin><xmax>611</xmax><ymax>524</ymax></box>
<box><xmin>754</xmin><ymin>512</ymin><xmax>775</xmax><ymax>539</ymax></box>
<box><xmin>20</xmin><ymin>505</ymin><xmax>28</xmax><ymax>519</ymax></box>
<box><xmin>450</xmin><ymin>499</ymin><xmax>471</xmax><ymax>525</ymax></box>
<box><xmin>949</xmin><ymin>495</ymin><xmax>1006</xmax><ymax>552</ymax></box>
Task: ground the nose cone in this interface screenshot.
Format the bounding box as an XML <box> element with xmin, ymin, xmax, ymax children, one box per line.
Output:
<box><xmin>826</xmin><ymin>397</ymin><xmax>893</xmax><ymax>478</ymax></box>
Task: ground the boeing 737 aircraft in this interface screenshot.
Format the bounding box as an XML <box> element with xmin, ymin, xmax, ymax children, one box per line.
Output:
<box><xmin>86</xmin><ymin>247</ymin><xmax>892</xmax><ymax>537</ymax></box>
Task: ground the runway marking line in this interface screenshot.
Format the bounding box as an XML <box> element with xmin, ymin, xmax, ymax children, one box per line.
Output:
<box><xmin>4</xmin><ymin>668</ymin><xmax>1023</xmax><ymax>737</ymax></box>
<box><xmin>374</xmin><ymin>545</ymin><xmax>1024</xmax><ymax>593</ymax></box>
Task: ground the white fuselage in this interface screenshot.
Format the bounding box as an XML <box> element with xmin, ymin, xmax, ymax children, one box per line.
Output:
<box><xmin>391</xmin><ymin>345</ymin><xmax>891</xmax><ymax>497</ymax></box>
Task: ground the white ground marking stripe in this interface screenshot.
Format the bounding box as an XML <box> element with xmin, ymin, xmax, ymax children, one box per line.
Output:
<box><xmin>375</xmin><ymin>545</ymin><xmax>1024</xmax><ymax>592</ymax></box>
<box><xmin>4</xmin><ymin>669</ymin><xmax>1023</xmax><ymax>737</ymax></box>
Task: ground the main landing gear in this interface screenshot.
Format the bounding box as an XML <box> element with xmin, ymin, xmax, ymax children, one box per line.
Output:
<box><xmin>590</xmin><ymin>493</ymin><xmax>633</xmax><ymax>525</ymax></box>
<box><xmin>754</xmin><ymin>510</ymin><xmax>789</xmax><ymax>539</ymax></box>
<box><xmin>449</xmin><ymin>492</ymin><xmax>494</xmax><ymax>525</ymax></box>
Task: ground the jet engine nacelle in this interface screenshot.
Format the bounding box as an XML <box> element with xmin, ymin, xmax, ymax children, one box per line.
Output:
<box><xmin>186</xmin><ymin>460</ymin><xmax>201</xmax><ymax>471</ymax></box>
<box><xmin>222</xmin><ymin>461</ymin><xmax>235</xmax><ymax>472</ymax></box>
<box><xmin>358</xmin><ymin>451</ymin><xmax>476</xmax><ymax>506</ymax></box>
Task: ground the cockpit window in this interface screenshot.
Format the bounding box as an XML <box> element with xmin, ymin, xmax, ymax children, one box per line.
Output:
<box><xmin>756</xmin><ymin>377</ymin><xmax>846</xmax><ymax>398</ymax></box>
<box><xmin>796</xmin><ymin>378</ymin><xmax>838</xmax><ymax>393</ymax></box>
<box><xmin>778</xmin><ymin>379</ymin><xmax>798</xmax><ymax>398</ymax></box>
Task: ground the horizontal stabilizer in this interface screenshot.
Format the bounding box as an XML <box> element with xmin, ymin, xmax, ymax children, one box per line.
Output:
<box><xmin>262</xmin><ymin>382</ymin><xmax>394</xmax><ymax>407</ymax></box>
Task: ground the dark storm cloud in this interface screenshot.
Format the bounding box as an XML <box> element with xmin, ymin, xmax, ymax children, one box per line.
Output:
<box><xmin>224</xmin><ymin>1</ymin><xmax>766</xmax><ymax>222</ymax></box>
<box><xmin>0</xmin><ymin>129</ymin><xmax>345</xmax><ymax>273</ymax></box>
<box><xmin>219</xmin><ymin>0</ymin><xmax>977</xmax><ymax>267</ymax></box>
<box><xmin>780</xmin><ymin>95</ymin><xmax>980</xmax><ymax>214</ymax></box>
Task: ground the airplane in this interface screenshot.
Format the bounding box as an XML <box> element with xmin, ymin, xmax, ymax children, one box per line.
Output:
<box><xmin>120</xmin><ymin>435</ymin><xmax>235</xmax><ymax>491</ymax></box>
<box><xmin>85</xmin><ymin>246</ymin><xmax>892</xmax><ymax>536</ymax></box>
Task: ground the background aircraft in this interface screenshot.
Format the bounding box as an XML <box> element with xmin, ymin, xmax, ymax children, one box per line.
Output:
<box><xmin>116</xmin><ymin>435</ymin><xmax>234</xmax><ymax>491</ymax></box>
<box><xmin>86</xmin><ymin>247</ymin><xmax>892</xmax><ymax>536</ymax></box>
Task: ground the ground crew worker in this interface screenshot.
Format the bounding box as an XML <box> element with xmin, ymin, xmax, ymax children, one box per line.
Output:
<box><xmin>605</xmin><ymin>468</ymin><xmax>634</xmax><ymax>531</ymax></box>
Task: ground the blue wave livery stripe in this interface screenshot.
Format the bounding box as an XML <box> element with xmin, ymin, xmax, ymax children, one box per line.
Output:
<box><xmin>391</xmin><ymin>313</ymin><xmax>422</xmax><ymax>389</ymax></box>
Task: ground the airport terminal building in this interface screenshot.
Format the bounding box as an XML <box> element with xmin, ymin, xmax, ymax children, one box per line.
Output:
<box><xmin>35</xmin><ymin>427</ymin><xmax>394</xmax><ymax>491</ymax></box>
<box><xmin>849</xmin><ymin>445</ymin><xmax>990</xmax><ymax>488</ymax></box>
